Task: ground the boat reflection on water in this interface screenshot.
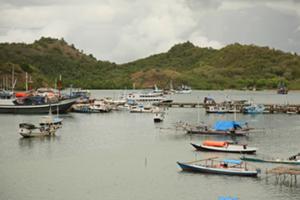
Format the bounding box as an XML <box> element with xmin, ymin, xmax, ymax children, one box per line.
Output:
<box><xmin>18</xmin><ymin>135</ymin><xmax>61</xmax><ymax>149</ymax></box>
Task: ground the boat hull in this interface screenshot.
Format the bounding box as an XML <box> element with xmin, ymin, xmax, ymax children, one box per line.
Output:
<box><xmin>241</xmin><ymin>156</ymin><xmax>300</xmax><ymax>165</ymax></box>
<box><xmin>154</xmin><ymin>118</ymin><xmax>163</xmax><ymax>123</ymax></box>
<box><xmin>186</xmin><ymin>129</ymin><xmax>247</xmax><ymax>137</ymax></box>
<box><xmin>177</xmin><ymin>162</ymin><xmax>258</xmax><ymax>177</ymax></box>
<box><xmin>0</xmin><ymin>98</ymin><xmax>77</xmax><ymax>114</ymax></box>
<box><xmin>19</xmin><ymin>128</ymin><xmax>56</xmax><ymax>138</ymax></box>
<box><xmin>191</xmin><ymin>143</ymin><xmax>256</xmax><ymax>154</ymax></box>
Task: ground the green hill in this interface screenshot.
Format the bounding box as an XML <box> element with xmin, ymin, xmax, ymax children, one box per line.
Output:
<box><xmin>0</xmin><ymin>37</ymin><xmax>299</xmax><ymax>90</ymax></box>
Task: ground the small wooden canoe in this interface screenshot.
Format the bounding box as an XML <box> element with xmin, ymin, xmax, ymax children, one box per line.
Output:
<box><xmin>240</xmin><ymin>156</ymin><xmax>300</xmax><ymax>165</ymax></box>
<box><xmin>191</xmin><ymin>142</ymin><xmax>257</xmax><ymax>154</ymax></box>
<box><xmin>177</xmin><ymin>159</ymin><xmax>258</xmax><ymax>177</ymax></box>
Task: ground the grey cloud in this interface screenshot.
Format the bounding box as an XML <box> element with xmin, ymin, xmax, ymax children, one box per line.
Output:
<box><xmin>196</xmin><ymin>5</ymin><xmax>300</xmax><ymax>53</ymax></box>
<box><xmin>185</xmin><ymin>0</ymin><xmax>223</xmax><ymax>10</ymax></box>
<box><xmin>0</xmin><ymin>0</ymin><xmax>299</xmax><ymax>63</ymax></box>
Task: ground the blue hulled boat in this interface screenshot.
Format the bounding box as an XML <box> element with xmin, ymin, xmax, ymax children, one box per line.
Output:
<box><xmin>243</xmin><ymin>104</ymin><xmax>265</xmax><ymax>114</ymax></box>
<box><xmin>177</xmin><ymin>158</ymin><xmax>259</xmax><ymax>177</ymax></box>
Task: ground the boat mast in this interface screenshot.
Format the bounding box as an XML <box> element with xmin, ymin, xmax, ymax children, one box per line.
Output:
<box><xmin>197</xmin><ymin>96</ymin><xmax>200</xmax><ymax>124</ymax></box>
<box><xmin>28</xmin><ymin>76</ymin><xmax>32</xmax><ymax>90</ymax></box>
<box><xmin>11</xmin><ymin>66</ymin><xmax>14</xmax><ymax>92</ymax></box>
<box><xmin>234</xmin><ymin>104</ymin><xmax>237</xmax><ymax>121</ymax></box>
<box><xmin>57</xmin><ymin>74</ymin><xmax>62</xmax><ymax>98</ymax></box>
<box><xmin>57</xmin><ymin>104</ymin><xmax>59</xmax><ymax>118</ymax></box>
<box><xmin>5</xmin><ymin>76</ymin><xmax>8</xmax><ymax>90</ymax></box>
<box><xmin>49</xmin><ymin>104</ymin><xmax>52</xmax><ymax>116</ymax></box>
<box><xmin>25</xmin><ymin>72</ymin><xmax>28</xmax><ymax>91</ymax></box>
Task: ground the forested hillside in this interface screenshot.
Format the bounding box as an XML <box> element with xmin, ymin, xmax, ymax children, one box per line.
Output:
<box><xmin>0</xmin><ymin>37</ymin><xmax>299</xmax><ymax>90</ymax></box>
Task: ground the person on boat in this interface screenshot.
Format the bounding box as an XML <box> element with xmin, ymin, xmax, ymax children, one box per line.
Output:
<box><xmin>220</xmin><ymin>163</ymin><xmax>228</xmax><ymax>168</ymax></box>
<box><xmin>289</xmin><ymin>153</ymin><xmax>300</xmax><ymax>160</ymax></box>
<box><xmin>204</xmin><ymin>126</ymin><xmax>208</xmax><ymax>131</ymax></box>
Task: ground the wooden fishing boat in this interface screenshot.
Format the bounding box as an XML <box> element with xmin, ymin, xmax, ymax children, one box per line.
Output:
<box><xmin>19</xmin><ymin>123</ymin><xmax>57</xmax><ymax>138</ymax></box>
<box><xmin>191</xmin><ymin>141</ymin><xmax>257</xmax><ymax>154</ymax></box>
<box><xmin>177</xmin><ymin>157</ymin><xmax>259</xmax><ymax>177</ymax></box>
<box><xmin>241</xmin><ymin>155</ymin><xmax>300</xmax><ymax>165</ymax></box>
<box><xmin>186</xmin><ymin>120</ymin><xmax>250</xmax><ymax>136</ymax></box>
<box><xmin>0</xmin><ymin>97</ymin><xmax>77</xmax><ymax>114</ymax></box>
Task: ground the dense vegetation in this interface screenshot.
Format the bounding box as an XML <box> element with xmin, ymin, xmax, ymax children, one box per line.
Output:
<box><xmin>0</xmin><ymin>37</ymin><xmax>299</xmax><ymax>90</ymax></box>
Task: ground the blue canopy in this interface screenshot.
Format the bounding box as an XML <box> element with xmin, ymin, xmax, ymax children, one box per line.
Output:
<box><xmin>223</xmin><ymin>159</ymin><xmax>242</xmax><ymax>165</ymax></box>
<box><xmin>213</xmin><ymin>120</ymin><xmax>245</xmax><ymax>131</ymax></box>
<box><xmin>218</xmin><ymin>197</ymin><xmax>238</xmax><ymax>200</ymax></box>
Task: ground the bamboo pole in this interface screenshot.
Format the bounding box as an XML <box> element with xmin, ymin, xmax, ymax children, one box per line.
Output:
<box><xmin>186</xmin><ymin>156</ymin><xmax>219</xmax><ymax>164</ymax></box>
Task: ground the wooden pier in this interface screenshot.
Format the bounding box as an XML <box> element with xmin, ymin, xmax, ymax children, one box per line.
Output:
<box><xmin>266</xmin><ymin>167</ymin><xmax>300</xmax><ymax>187</ymax></box>
<box><xmin>155</xmin><ymin>102</ymin><xmax>300</xmax><ymax>114</ymax></box>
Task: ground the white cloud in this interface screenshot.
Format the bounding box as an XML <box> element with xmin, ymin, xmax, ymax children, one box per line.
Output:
<box><xmin>0</xmin><ymin>0</ymin><xmax>299</xmax><ymax>63</ymax></box>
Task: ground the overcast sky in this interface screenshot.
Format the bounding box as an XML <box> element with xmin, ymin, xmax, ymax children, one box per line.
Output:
<box><xmin>0</xmin><ymin>0</ymin><xmax>300</xmax><ymax>63</ymax></box>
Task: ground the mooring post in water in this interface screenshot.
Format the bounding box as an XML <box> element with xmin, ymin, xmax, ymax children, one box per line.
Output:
<box><xmin>275</xmin><ymin>175</ymin><xmax>279</xmax><ymax>184</ymax></box>
<box><xmin>265</xmin><ymin>168</ymin><xmax>268</xmax><ymax>183</ymax></box>
<box><xmin>282</xmin><ymin>174</ymin><xmax>286</xmax><ymax>185</ymax></box>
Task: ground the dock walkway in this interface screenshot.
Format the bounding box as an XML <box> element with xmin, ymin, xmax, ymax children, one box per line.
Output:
<box><xmin>155</xmin><ymin>102</ymin><xmax>300</xmax><ymax>114</ymax></box>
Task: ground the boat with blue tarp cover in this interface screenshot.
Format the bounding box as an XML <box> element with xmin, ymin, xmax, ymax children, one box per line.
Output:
<box><xmin>177</xmin><ymin>157</ymin><xmax>259</xmax><ymax>177</ymax></box>
<box><xmin>185</xmin><ymin>120</ymin><xmax>251</xmax><ymax>136</ymax></box>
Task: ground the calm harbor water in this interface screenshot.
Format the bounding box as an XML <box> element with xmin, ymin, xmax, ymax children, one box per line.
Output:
<box><xmin>0</xmin><ymin>90</ymin><xmax>300</xmax><ymax>200</ymax></box>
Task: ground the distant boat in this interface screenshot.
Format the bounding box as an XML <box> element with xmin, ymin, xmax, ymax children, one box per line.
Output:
<box><xmin>69</xmin><ymin>88</ymin><xmax>91</xmax><ymax>103</ymax></box>
<box><xmin>177</xmin><ymin>157</ymin><xmax>259</xmax><ymax>177</ymax></box>
<box><xmin>103</xmin><ymin>97</ymin><xmax>126</xmax><ymax>106</ymax></box>
<box><xmin>39</xmin><ymin>115</ymin><xmax>63</xmax><ymax>129</ymax></box>
<box><xmin>126</xmin><ymin>92</ymin><xmax>172</xmax><ymax>105</ymax></box>
<box><xmin>206</xmin><ymin>105</ymin><xmax>229</xmax><ymax>113</ymax></box>
<box><xmin>174</xmin><ymin>84</ymin><xmax>192</xmax><ymax>94</ymax></box>
<box><xmin>72</xmin><ymin>101</ymin><xmax>112</xmax><ymax>113</ymax></box>
<box><xmin>191</xmin><ymin>140</ymin><xmax>257</xmax><ymax>154</ymax></box>
<box><xmin>277</xmin><ymin>82</ymin><xmax>288</xmax><ymax>94</ymax></box>
<box><xmin>153</xmin><ymin>112</ymin><xmax>165</xmax><ymax>123</ymax></box>
<box><xmin>0</xmin><ymin>89</ymin><xmax>14</xmax><ymax>99</ymax></box>
<box><xmin>286</xmin><ymin>109</ymin><xmax>298</xmax><ymax>114</ymax></box>
<box><xmin>241</xmin><ymin>153</ymin><xmax>300</xmax><ymax>165</ymax></box>
<box><xmin>130</xmin><ymin>104</ymin><xmax>160</xmax><ymax>113</ymax></box>
<box><xmin>39</xmin><ymin>108</ymin><xmax>63</xmax><ymax>129</ymax></box>
<box><xmin>243</xmin><ymin>104</ymin><xmax>265</xmax><ymax>114</ymax></box>
<box><xmin>153</xmin><ymin>84</ymin><xmax>163</xmax><ymax>94</ymax></box>
<box><xmin>72</xmin><ymin>104</ymin><xmax>96</xmax><ymax>113</ymax></box>
<box><xmin>203</xmin><ymin>97</ymin><xmax>216</xmax><ymax>105</ymax></box>
<box><xmin>91</xmin><ymin>100</ymin><xmax>112</xmax><ymax>112</ymax></box>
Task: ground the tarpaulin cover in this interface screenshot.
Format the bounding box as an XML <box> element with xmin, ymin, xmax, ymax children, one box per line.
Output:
<box><xmin>213</xmin><ymin>121</ymin><xmax>244</xmax><ymax>131</ymax></box>
<box><xmin>223</xmin><ymin>159</ymin><xmax>242</xmax><ymax>165</ymax></box>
